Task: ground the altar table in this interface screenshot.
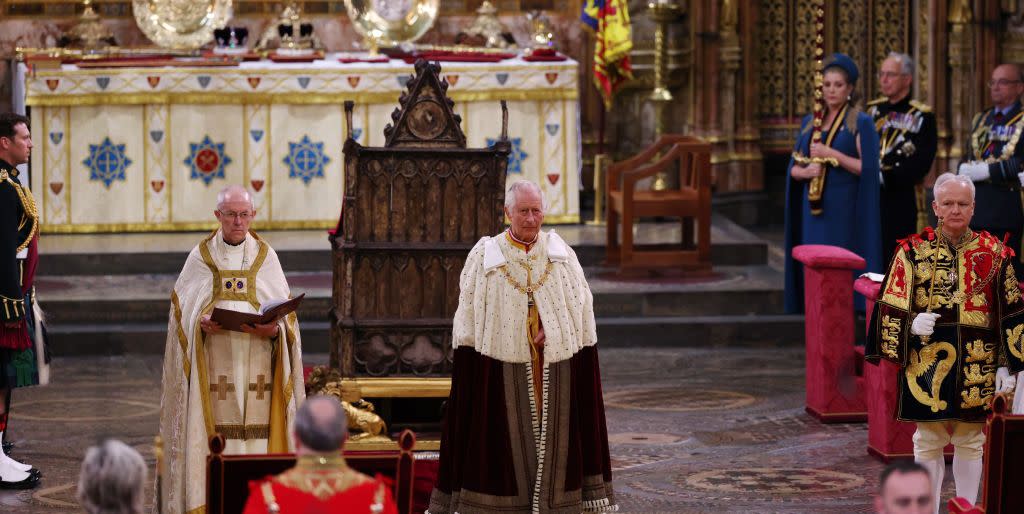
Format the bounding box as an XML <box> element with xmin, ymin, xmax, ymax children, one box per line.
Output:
<box><xmin>16</xmin><ymin>55</ymin><xmax>580</xmax><ymax>232</ymax></box>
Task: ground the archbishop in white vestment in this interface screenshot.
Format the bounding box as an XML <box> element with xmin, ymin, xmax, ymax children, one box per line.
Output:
<box><xmin>158</xmin><ymin>186</ymin><xmax>305</xmax><ymax>514</ymax></box>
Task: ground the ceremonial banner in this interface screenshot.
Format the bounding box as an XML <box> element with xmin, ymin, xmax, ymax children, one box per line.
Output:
<box><xmin>20</xmin><ymin>57</ymin><xmax>581</xmax><ymax>232</ymax></box>
<box><xmin>583</xmin><ymin>0</ymin><xmax>634</xmax><ymax>108</ymax></box>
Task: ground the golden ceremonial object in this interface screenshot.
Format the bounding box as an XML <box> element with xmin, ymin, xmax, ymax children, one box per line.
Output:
<box><xmin>647</xmin><ymin>1</ymin><xmax>682</xmax><ymax>192</ymax></box>
<box><xmin>132</xmin><ymin>0</ymin><xmax>233</xmax><ymax>50</ymax></box>
<box><xmin>343</xmin><ymin>0</ymin><xmax>439</xmax><ymax>52</ymax></box>
<box><xmin>461</xmin><ymin>1</ymin><xmax>515</xmax><ymax>50</ymax></box>
<box><xmin>587</xmin><ymin>153</ymin><xmax>609</xmax><ymax>225</ymax></box>
<box><xmin>255</xmin><ymin>1</ymin><xmax>324</xmax><ymax>53</ymax></box>
<box><xmin>920</xmin><ymin>217</ymin><xmax>944</xmax><ymax>344</ymax></box>
<box><xmin>792</xmin><ymin>0</ymin><xmax>837</xmax><ymax>215</ymax></box>
<box><xmin>64</xmin><ymin>0</ymin><xmax>116</xmax><ymax>51</ymax></box>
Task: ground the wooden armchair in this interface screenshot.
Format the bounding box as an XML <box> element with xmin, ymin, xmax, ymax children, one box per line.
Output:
<box><xmin>205</xmin><ymin>430</ymin><xmax>417</xmax><ymax>514</ymax></box>
<box><xmin>605</xmin><ymin>135</ymin><xmax>712</xmax><ymax>274</ymax></box>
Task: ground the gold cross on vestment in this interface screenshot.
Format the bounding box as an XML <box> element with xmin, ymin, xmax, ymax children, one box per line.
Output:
<box><xmin>210</xmin><ymin>375</ymin><xmax>235</xmax><ymax>400</ymax></box>
<box><xmin>249</xmin><ymin>374</ymin><xmax>272</xmax><ymax>400</ymax></box>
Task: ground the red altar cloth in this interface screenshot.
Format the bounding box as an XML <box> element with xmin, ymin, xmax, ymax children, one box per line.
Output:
<box><xmin>793</xmin><ymin>245</ymin><xmax>867</xmax><ymax>422</ymax></box>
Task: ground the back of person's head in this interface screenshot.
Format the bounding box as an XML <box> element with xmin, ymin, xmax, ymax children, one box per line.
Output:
<box><xmin>874</xmin><ymin>460</ymin><xmax>933</xmax><ymax>514</ymax></box>
<box><xmin>77</xmin><ymin>439</ymin><xmax>147</xmax><ymax>514</ymax></box>
<box><xmin>294</xmin><ymin>395</ymin><xmax>349</xmax><ymax>452</ymax></box>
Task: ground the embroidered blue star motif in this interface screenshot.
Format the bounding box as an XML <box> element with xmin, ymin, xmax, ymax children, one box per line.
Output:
<box><xmin>184</xmin><ymin>135</ymin><xmax>232</xmax><ymax>186</ymax></box>
<box><xmin>486</xmin><ymin>137</ymin><xmax>528</xmax><ymax>174</ymax></box>
<box><xmin>83</xmin><ymin>137</ymin><xmax>131</xmax><ymax>188</ymax></box>
<box><xmin>283</xmin><ymin>135</ymin><xmax>330</xmax><ymax>184</ymax></box>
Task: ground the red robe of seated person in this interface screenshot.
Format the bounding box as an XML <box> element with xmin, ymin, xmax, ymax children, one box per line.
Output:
<box><xmin>242</xmin><ymin>454</ymin><xmax>397</xmax><ymax>514</ymax></box>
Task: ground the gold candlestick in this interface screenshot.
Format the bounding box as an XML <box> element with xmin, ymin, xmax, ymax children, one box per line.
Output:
<box><xmin>647</xmin><ymin>2</ymin><xmax>681</xmax><ymax>191</ymax></box>
<box><xmin>587</xmin><ymin>153</ymin><xmax>610</xmax><ymax>225</ymax></box>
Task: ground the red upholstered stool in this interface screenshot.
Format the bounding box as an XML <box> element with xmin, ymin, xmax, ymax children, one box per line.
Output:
<box><xmin>793</xmin><ymin>245</ymin><xmax>867</xmax><ymax>422</ymax></box>
<box><xmin>856</xmin><ymin>277</ymin><xmax>952</xmax><ymax>462</ymax></box>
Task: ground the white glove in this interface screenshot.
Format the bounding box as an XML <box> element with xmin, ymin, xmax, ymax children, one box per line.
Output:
<box><xmin>958</xmin><ymin>161</ymin><xmax>990</xmax><ymax>182</ymax></box>
<box><xmin>910</xmin><ymin>312</ymin><xmax>941</xmax><ymax>336</ymax></box>
<box><xmin>1018</xmin><ymin>171</ymin><xmax>1024</xmax><ymax>187</ymax></box>
<box><xmin>997</xmin><ymin>367</ymin><xmax>1017</xmax><ymax>393</ymax></box>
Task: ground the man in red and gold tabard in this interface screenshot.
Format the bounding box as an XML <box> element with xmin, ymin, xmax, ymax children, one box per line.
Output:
<box><xmin>866</xmin><ymin>173</ymin><xmax>1024</xmax><ymax>513</ymax></box>
<box><xmin>0</xmin><ymin>113</ymin><xmax>48</xmax><ymax>489</ymax></box>
<box><xmin>242</xmin><ymin>395</ymin><xmax>396</xmax><ymax>514</ymax></box>
<box><xmin>429</xmin><ymin>180</ymin><xmax>616</xmax><ymax>514</ymax></box>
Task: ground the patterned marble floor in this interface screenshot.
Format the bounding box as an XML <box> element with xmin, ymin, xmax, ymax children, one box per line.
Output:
<box><xmin>0</xmin><ymin>348</ymin><xmax>958</xmax><ymax>513</ymax></box>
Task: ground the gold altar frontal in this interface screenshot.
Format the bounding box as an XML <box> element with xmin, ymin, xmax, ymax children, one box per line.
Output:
<box><xmin>17</xmin><ymin>56</ymin><xmax>581</xmax><ymax>232</ymax></box>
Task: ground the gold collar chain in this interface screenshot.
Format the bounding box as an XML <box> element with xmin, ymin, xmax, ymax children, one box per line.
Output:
<box><xmin>499</xmin><ymin>260</ymin><xmax>554</xmax><ymax>296</ymax></box>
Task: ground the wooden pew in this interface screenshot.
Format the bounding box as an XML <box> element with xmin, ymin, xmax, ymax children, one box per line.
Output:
<box><xmin>206</xmin><ymin>429</ymin><xmax>417</xmax><ymax>514</ymax></box>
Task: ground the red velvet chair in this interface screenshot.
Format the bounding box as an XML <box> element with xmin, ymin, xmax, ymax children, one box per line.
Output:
<box><xmin>792</xmin><ymin>244</ymin><xmax>866</xmax><ymax>422</ymax></box>
<box><xmin>206</xmin><ymin>430</ymin><xmax>418</xmax><ymax>514</ymax></box>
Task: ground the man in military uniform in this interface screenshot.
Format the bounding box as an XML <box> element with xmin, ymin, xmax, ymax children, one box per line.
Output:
<box><xmin>868</xmin><ymin>52</ymin><xmax>938</xmax><ymax>260</ymax></box>
<box><xmin>958</xmin><ymin>63</ymin><xmax>1024</xmax><ymax>279</ymax></box>
<box><xmin>241</xmin><ymin>395</ymin><xmax>397</xmax><ymax>514</ymax></box>
<box><xmin>866</xmin><ymin>173</ymin><xmax>1024</xmax><ymax>512</ymax></box>
<box><xmin>0</xmin><ymin>113</ymin><xmax>44</xmax><ymax>489</ymax></box>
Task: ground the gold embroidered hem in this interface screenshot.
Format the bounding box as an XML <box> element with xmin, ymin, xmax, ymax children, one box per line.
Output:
<box><xmin>213</xmin><ymin>424</ymin><xmax>271</xmax><ymax>440</ymax></box>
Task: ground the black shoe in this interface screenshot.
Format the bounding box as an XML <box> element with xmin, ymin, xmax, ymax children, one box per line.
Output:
<box><xmin>0</xmin><ymin>471</ymin><xmax>40</xmax><ymax>489</ymax></box>
<box><xmin>2</xmin><ymin>441</ymin><xmax>13</xmax><ymax>455</ymax></box>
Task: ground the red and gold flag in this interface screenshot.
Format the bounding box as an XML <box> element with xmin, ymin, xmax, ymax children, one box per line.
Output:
<box><xmin>583</xmin><ymin>0</ymin><xmax>634</xmax><ymax>109</ymax></box>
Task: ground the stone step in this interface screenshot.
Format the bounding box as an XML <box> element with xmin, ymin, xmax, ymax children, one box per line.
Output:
<box><xmin>36</xmin><ymin>263</ymin><xmax>785</xmax><ymax>327</ymax></box>
<box><xmin>38</xmin><ymin>239</ymin><xmax>767</xmax><ymax>275</ymax></box>
<box><xmin>44</xmin><ymin>314</ymin><xmax>805</xmax><ymax>356</ymax></box>
<box><xmin>36</xmin><ymin>216</ymin><xmax>770</xmax><ymax>276</ymax></box>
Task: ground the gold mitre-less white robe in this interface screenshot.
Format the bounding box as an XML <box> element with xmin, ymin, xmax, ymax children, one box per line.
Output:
<box><xmin>159</xmin><ymin>229</ymin><xmax>305</xmax><ymax>514</ymax></box>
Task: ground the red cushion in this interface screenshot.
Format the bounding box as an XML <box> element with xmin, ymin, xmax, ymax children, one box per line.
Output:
<box><xmin>792</xmin><ymin>244</ymin><xmax>866</xmax><ymax>270</ymax></box>
<box><xmin>854</xmin><ymin>277</ymin><xmax>882</xmax><ymax>300</ymax></box>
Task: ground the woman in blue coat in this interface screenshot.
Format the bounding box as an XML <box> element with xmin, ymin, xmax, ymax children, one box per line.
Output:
<box><xmin>784</xmin><ymin>53</ymin><xmax>883</xmax><ymax>313</ymax></box>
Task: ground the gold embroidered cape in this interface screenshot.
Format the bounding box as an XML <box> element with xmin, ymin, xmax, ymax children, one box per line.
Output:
<box><xmin>158</xmin><ymin>229</ymin><xmax>305</xmax><ymax>514</ymax></box>
<box><xmin>242</xmin><ymin>454</ymin><xmax>397</xmax><ymax>514</ymax></box>
<box><xmin>866</xmin><ymin>228</ymin><xmax>1024</xmax><ymax>422</ymax></box>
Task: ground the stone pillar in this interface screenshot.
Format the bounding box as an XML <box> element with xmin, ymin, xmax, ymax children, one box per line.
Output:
<box><xmin>946</xmin><ymin>0</ymin><xmax>974</xmax><ymax>168</ymax></box>
<box><xmin>793</xmin><ymin>244</ymin><xmax>867</xmax><ymax>423</ymax></box>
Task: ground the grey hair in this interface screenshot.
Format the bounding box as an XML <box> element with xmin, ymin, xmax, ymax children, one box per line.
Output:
<box><xmin>77</xmin><ymin>439</ymin><xmax>147</xmax><ymax>514</ymax></box>
<box><xmin>504</xmin><ymin>180</ymin><xmax>546</xmax><ymax>212</ymax></box>
<box><xmin>216</xmin><ymin>185</ymin><xmax>254</xmax><ymax>210</ymax></box>
<box><xmin>294</xmin><ymin>395</ymin><xmax>349</xmax><ymax>452</ymax></box>
<box><xmin>886</xmin><ymin>52</ymin><xmax>915</xmax><ymax>77</ymax></box>
<box><xmin>933</xmin><ymin>172</ymin><xmax>976</xmax><ymax>200</ymax></box>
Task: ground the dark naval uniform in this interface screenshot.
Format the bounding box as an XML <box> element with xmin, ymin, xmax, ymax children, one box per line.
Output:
<box><xmin>964</xmin><ymin>102</ymin><xmax>1024</xmax><ymax>278</ymax></box>
<box><xmin>0</xmin><ymin>158</ymin><xmax>44</xmax><ymax>489</ymax></box>
<box><xmin>867</xmin><ymin>95</ymin><xmax>938</xmax><ymax>260</ymax></box>
<box><xmin>0</xmin><ymin>159</ymin><xmax>40</xmax><ymax>365</ymax></box>
<box><xmin>866</xmin><ymin>228</ymin><xmax>1024</xmax><ymax>422</ymax></box>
